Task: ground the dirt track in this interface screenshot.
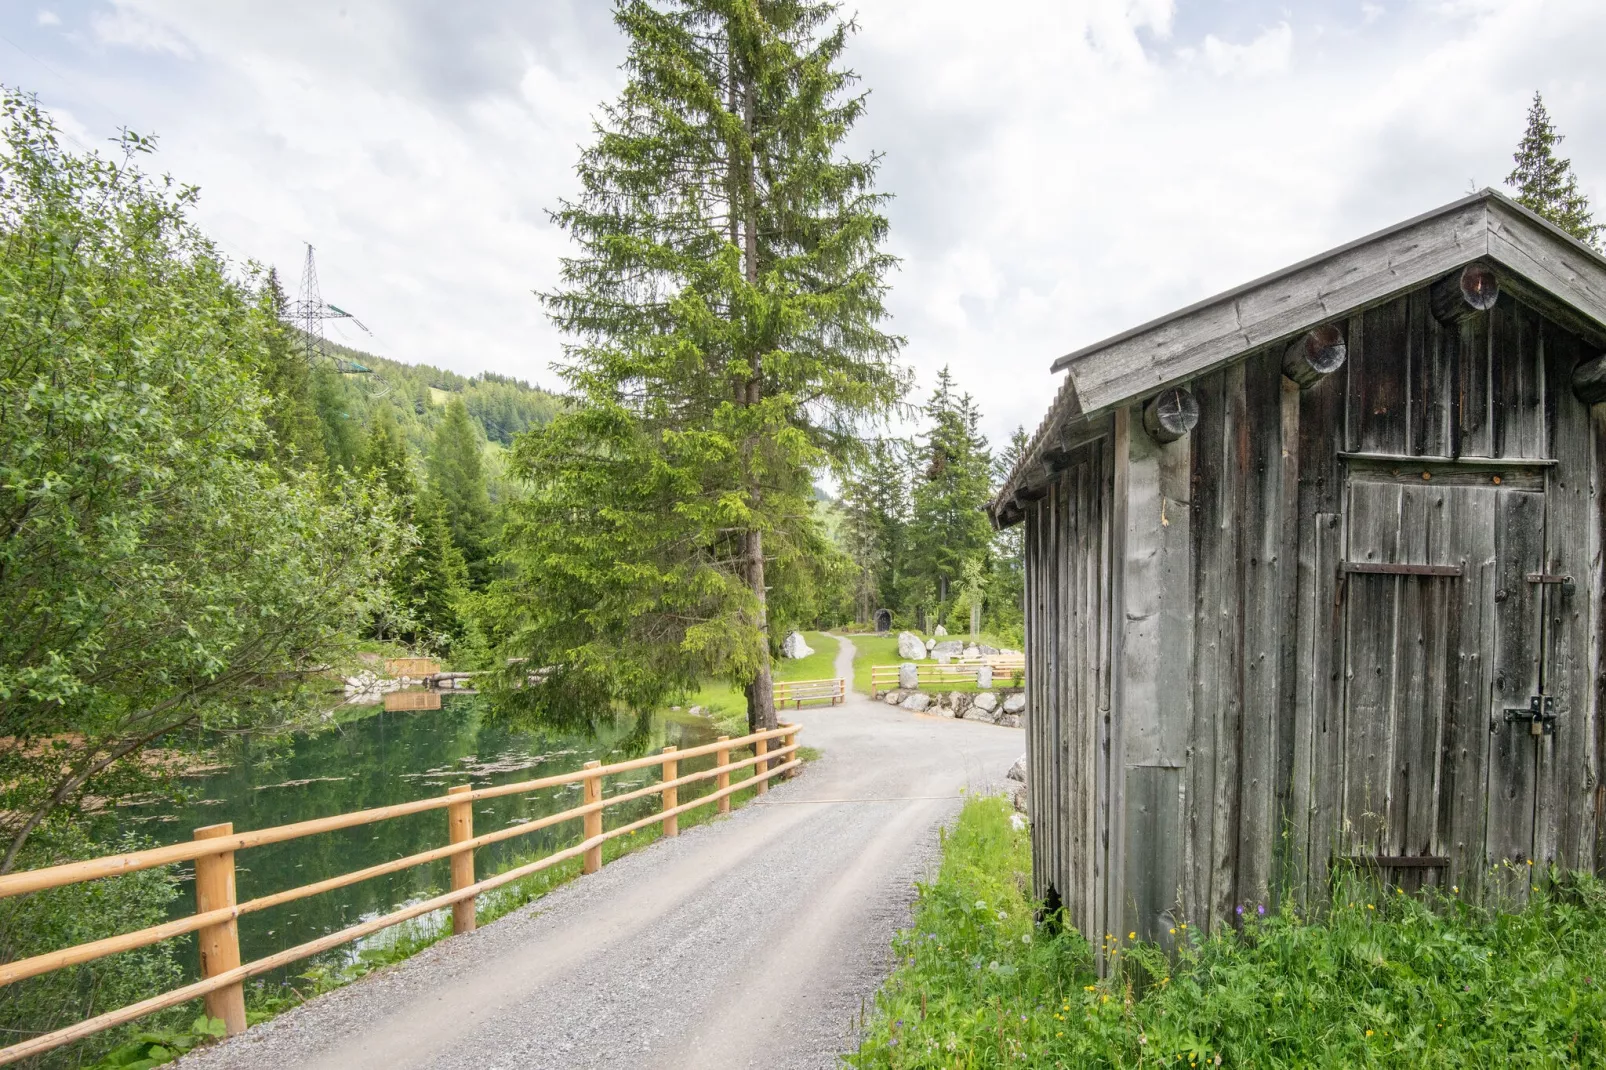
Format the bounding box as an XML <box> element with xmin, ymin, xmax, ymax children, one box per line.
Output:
<box><xmin>179</xmin><ymin>637</ymin><xmax>1022</xmax><ymax>1069</ymax></box>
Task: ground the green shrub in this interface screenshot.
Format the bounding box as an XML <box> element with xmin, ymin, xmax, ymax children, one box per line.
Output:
<box><xmin>850</xmin><ymin>795</ymin><xmax>1606</xmax><ymax>1068</ymax></box>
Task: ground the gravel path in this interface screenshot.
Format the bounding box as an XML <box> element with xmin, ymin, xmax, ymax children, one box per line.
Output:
<box><xmin>179</xmin><ymin>637</ymin><xmax>1022</xmax><ymax>1069</ymax></box>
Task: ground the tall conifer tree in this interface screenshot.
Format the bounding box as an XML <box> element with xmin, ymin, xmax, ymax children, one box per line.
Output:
<box><xmin>491</xmin><ymin>0</ymin><xmax>906</xmax><ymax>731</ymax></box>
<box><xmin>256</xmin><ymin>269</ymin><xmax>327</xmax><ymax>472</ymax></box>
<box><xmin>1507</xmin><ymin>92</ymin><xmax>1601</xmax><ymax>247</ymax></box>
<box><xmin>909</xmin><ymin>367</ymin><xmax>992</xmax><ymax>622</ymax></box>
<box><xmin>427</xmin><ymin>398</ymin><xmax>495</xmax><ymax>589</ymax></box>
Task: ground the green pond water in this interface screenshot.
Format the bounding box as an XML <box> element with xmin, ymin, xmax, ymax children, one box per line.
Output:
<box><xmin>109</xmin><ymin>694</ymin><xmax>720</xmax><ymax>981</ymax></box>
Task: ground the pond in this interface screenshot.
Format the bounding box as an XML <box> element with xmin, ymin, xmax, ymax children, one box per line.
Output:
<box><xmin>106</xmin><ymin>695</ymin><xmax>721</xmax><ymax>981</ymax></box>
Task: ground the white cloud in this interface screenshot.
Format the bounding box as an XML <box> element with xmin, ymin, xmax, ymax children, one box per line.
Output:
<box><xmin>35</xmin><ymin>10</ymin><xmax>60</xmax><ymax>27</ymax></box>
<box><xmin>91</xmin><ymin>4</ymin><xmax>191</xmax><ymax>56</ymax></box>
<box><xmin>1199</xmin><ymin>22</ymin><xmax>1293</xmax><ymax>78</ymax></box>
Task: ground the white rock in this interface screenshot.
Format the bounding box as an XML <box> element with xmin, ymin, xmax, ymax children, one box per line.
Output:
<box><xmin>1003</xmin><ymin>693</ymin><xmax>1027</xmax><ymax>714</ymax></box>
<box><xmin>977</xmin><ymin>666</ymin><xmax>994</xmax><ymax>689</ymax></box>
<box><xmin>925</xmin><ymin>638</ymin><xmax>936</xmax><ymax>652</ymax></box>
<box><xmin>896</xmin><ymin>631</ymin><xmax>926</xmax><ymax>660</ymax></box>
<box><xmin>972</xmin><ymin>691</ymin><xmax>1000</xmax><ymax>714</ymax></box>
<box><xmin>781</xmin><ymin>630</ymin><xmax>815</xmax><ymax>659</ymax></box>
<box><xmin>999</xmin><ymin>713</ymin><xmax>1023</xmax><ymax>729</ymax></box>
<box><xmin>979</xmin><ymin>644</ymin><xmax>1000</xmax><ymax>656</ymax></box>
<box><xmin>1010</xmin><ymin>795</ymin><xmax>1028</xmax><ymax>820</ymax></box>
<box><xmin>948</xmin><ymin>691</ymin><xmax>969</xmax><ymax>715</ymax></box>
<box><xmin>933</xmin><ymin>704</ymin><xmax>955</xmax><ymax>718</ymax></box>
<box><xmin>900</xmin><ymin>692</ymin><xmax>932</xmax><ymax>712</ymax></box>
<box><xmin>935</xmin><ymin>653</ymin><xmax>950</xmax><ymax>665</ymax></box>
<box><xmin>964</xmin><ymin>644</ymin><xmax>981</xmax><ymax>659</ymax></box>
<box><xmin>933</xmin><ymin>624</ymin><xmax>947</xmax><ymax>637</ymax></box>
<box><xmin>883</xmin><ymin>690</ymin><xmax>904</xmax><ymax>705</ymax></box>
<box><xmin>687</xmin><ymin>705</ymin><xmax>705</xmax><ymax>717</ymax></box>
<box><xmin>898</xmin><ymin>662</ymin><xmax>919</xmax><ymax>690</ymax></box>
<box><xmin>932</xmin><ymin>640</ymin><xmax>964</xmax><ymax>658</ymax></box>
<box><xmin>1007</xmin><ymin>754</ymin><xmax>1027</xmax><ymax>782</ymax></box>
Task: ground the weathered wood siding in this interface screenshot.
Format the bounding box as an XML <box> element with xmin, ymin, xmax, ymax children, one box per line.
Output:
<box><xmin>1030</xmin><ymin>281</ymin><xmax>1603</xmax><ymax>942</ymax></box>
<box><xmin>1024</xmin><ymin>430</ymin><xmax>1116</xmax><ymax>942</ymax></box>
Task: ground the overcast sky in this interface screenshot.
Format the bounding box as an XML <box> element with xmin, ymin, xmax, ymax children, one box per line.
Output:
<box><xmin>2</xmin><ymin>0</ymin><xmax>1601</xmax><ymax>447</ymax></box>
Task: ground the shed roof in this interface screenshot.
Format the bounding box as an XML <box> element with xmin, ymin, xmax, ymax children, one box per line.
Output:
<box><xmin>990</xmin><ymin>189</ymin><xmax>1606</xmax><ymax>528</ymax></box>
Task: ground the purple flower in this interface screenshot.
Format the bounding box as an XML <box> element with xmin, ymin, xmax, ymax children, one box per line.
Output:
<box><xmin>1257</xmin><ymin>904</ymin><xmax>1266</xmax><ymax>916</ymax></box>
<box><xmin>1236</xmin><ymin>905</ymin><xmax>1244</xmax><ymax>916</ymax></box>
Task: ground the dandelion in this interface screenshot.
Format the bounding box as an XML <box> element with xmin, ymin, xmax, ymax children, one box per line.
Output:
<box><xmin>1365</xmin><ymin>1029</ymin><xmax>1373</xmax><ymax>1037</ymax></box>
<box><xmin>1367</xmin><ymin>904</ymin><xmax>1375</xmax><ymax>910</ymax></box>
<box><xmin>1169</xmin><ymin>927</ymin><xmax>1177</xmax><ymax>935</ymax></box>
<box><xmin>1022</xmin><ymin>933</ymin><xmax>1032</xmax><ymax>944</ymax></box>
<box><xmin>1129</xmin><ymin>931</ymin><xmax>1137</xmax><ymax>939</ymax></box>
<box><xmin>1526</xmin><ymin>859</ymin><xmax>1533</xmax><ymax>866</ymax></box>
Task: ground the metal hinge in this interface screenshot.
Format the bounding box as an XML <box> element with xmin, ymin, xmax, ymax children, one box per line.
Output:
<box><xmin>1504</xmin><ymin>695</ymin><xmax>1556</xmax><ymax>737</ymax></box>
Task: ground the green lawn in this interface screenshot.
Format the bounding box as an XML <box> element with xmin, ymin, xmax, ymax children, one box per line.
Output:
<box><xmin>844</xmin><ymin>631</ymin><xmax>1023</xmax><ymax>695</ymax></box>
<box><xmin>671</xmin><ymin>631</ymin><xmax>840</xmax><ymax>734</ymax></box>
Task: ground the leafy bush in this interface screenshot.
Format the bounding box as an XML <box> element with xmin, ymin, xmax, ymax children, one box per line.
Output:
<box><xmin>850</xmin><ymin>795</ymin><xmax>1606</xmax><ymax>1068</ymax></box>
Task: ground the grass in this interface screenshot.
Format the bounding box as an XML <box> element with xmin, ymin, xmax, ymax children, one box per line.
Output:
<box><xmin>673</xmin><ymin>631</ymin><xmax>840</xmax><ymax>733</ymax></box>
<box><xmin>848</xmin><ymin>795</ymin><xmax>1606</xmax><ymax>1069</ymax></box>
<box><xmin>847</xmin><ymin>632</ymin><xmax>1024</xmax><ymax>696</ymax></box>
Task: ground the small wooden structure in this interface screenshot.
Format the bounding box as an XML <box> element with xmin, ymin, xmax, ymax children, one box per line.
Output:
<box><xmin>990</xmin><ymin>190</ymin><xmax>1606</xmax><ymax>948</ymax></box>
<box><xmin>384</xmin><ymin>657</ymin><xmax>440</xmax><ymax>678</ymax></box>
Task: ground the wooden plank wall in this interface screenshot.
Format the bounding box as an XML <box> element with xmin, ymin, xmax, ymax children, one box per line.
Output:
<box><xmin>1024</xmin><ymin>433</ymin><xmax>1115</xmax><ymax>942</ymax></box>
<box><xmin>1043</xmin><ymin>283</ymin><xmax>1606</xmax><ymax>941</ymax></box>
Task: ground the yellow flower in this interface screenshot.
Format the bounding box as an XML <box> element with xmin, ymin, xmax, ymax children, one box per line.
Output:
<box><xmin>1129</xmin><ymin>931</ymin><xmax>1137</xmax><ymax>939</ymax></box>
<box><xmin>1526</xmin><ymin>859</ymin><xmax>1533</xmax><ymax>866</ymax></box>
<box><xmin>1169</xmin><ymin>927</ymin><xmax>1177</xmax><ymax>934</ymax></box>
<box><xmin>1367</xmin><ymin>904</ymin><xmax>1375</xmax><ymax>910</ymax></box>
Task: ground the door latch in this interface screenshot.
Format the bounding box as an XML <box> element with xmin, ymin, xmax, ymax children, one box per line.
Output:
<box><xmin>1504</xmin><ymin>695</ymin><xmax>1556</xmax><ymax>737</ymax></box>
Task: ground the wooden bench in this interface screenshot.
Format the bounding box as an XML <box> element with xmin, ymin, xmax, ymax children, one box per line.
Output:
<box><xmin>772</xmin><ymin>678</ymin><xmax>845</xmax><ymax>708</ymax></box>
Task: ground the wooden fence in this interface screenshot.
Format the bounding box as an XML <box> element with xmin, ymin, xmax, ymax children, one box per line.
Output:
<box><xmin>870</xmin><ymin>658</ymin><xmax>1026</xmax><ymax>698</ymax></box>
<box><xmin>0</xmin><ymin>723</ymin><xmax>802</xmax><ymax>1065</ymax></box>
<box><xmin>772</xmin><ymin>678</ymin><xmax>845</xmax><ymax>708</ymax></box>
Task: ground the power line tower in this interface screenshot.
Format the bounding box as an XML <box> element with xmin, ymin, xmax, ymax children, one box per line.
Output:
<box><xmin>290</xmin><ymin>243</ymin><xmax>389</xmax><ymax>395</ymax></box>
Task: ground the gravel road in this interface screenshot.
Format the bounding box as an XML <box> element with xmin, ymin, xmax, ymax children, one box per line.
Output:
<box><xmin>179</xmin><ymin>637</ymin><xmax>1023</xmax><ymax>1070</ymax></box>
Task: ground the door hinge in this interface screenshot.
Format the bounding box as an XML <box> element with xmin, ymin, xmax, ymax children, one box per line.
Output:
<box><xmin>1504</xmin><ymin>695</ymin><xmax>1556</xmax><ymax>737</ymax></box>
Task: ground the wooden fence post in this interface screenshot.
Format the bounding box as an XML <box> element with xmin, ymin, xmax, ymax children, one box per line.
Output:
<box><xmin>661</xmin><ymin>746</ymin><xmax>679</xmax><ymax>837</ymax></box>
<box><xmin>447</xmin><ymin>785</ymin><xmax>475</xmax><ymax>935</ymax></box>
<box><xmin>784</xmin><ymin>728</ymin><xmax>799</xmax><ymax>779</ymax></box>
<box><xmin>582</xmin><ymin>760</ymin><xmax>603</xmax><ymax>874</ymax></box>
<box><xmin>715</xmin><ymin>736</ymin><xmax>731</xmax><ymax>815</ymax></box>
<box><xmin>754</xmin><ymin>737</ymin><xmax>769</xmax><ymax>796</ymax></box>
<box><xmin>193</xmin><ymin>824</ymin><xmax>247</xmax><ymax>1036</ymax></box>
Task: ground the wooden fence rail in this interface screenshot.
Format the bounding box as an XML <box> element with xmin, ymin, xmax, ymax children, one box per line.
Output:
<box><xmin>772</xmin><ymin>678</ymin><xmax>845</xmax><ymax>708</ymax></box>
<box><xmin>869</xmin><ymin>660</ymin><xmax>1026</xmax><ymax>698</ymax></box>
<box><xmin>0</xmin><ymin>723</ymin><xmax>803</xmax><ymax>1066</ymax></box>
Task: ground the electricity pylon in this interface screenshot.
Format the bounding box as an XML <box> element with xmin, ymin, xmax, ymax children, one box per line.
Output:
<box><xmin>290</xmin><ymin>243</ymin><xmax>390</xmax><ymax>396</ymax></box>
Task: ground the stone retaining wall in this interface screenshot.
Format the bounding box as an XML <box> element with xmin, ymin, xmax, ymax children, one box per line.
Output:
<box><xmin>880</xmin><ymin>687</ymin><xmax>1026</xmax><ymax>728</ymax></box>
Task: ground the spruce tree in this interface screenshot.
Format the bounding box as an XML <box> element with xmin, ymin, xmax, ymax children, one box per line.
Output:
<box><xmin>256</xmin><ymin>268</ymin><xmax>327</xmax><ymax>472</ymax></box>
<box><xmin>841</xmin><ymin>437</ymin><xmax>912</xmax><ymax>622</ymax></box>
<box><xmin>1506</xmin><ymin>92</ymin><xmax>1601</xmax><ymax>247</ymax></box>
<box><xmin>490</xmin><ymin>0</ymin><xmax>906</xmax><ymax>731</ymax></box>
<box><xmin>909</xmin><ymin>368</ymin><xmax>993</xmax><ymax>624</ymax></box>
<box><xmin>986</xmin><ymin>425</ymin><xmax>1028</xmax><ymax>644</ymax></box>
<box><xmin>427</xmin><ymin>398</ymin><xmax>495</xmax><ymax>589</ymax></box>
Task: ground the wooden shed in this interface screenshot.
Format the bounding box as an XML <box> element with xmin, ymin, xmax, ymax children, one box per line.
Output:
<box><xmin>989</xmin><ymin>189</ymin><xmax>1606</xmax><ymax>949</ymax></box>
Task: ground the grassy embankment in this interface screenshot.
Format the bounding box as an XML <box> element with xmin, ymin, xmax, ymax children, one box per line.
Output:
<box><xmin>850</xmin><ymin>632</ymin><xmax>1023</xmax><ymax>697</ymax></box>
<box><xmin>849</xmin><ymin>795</ymin><xmax>1606</xmax><ymax>1068</ymax></box>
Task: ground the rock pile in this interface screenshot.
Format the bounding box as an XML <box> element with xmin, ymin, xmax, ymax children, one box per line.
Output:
<box><xmin>879</xmin><ymin>687</ymin><xmax>1025</xmax><ymax>728</ymax></box>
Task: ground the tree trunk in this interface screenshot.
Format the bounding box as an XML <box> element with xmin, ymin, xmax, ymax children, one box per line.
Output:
<box><xmin>731</xmin><ymin>28</ymin><xmax>777</xmax><ymax>735</ymax></box>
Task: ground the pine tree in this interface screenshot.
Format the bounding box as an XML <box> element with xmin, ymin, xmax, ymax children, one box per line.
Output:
<box><xmin>402</xmin><ymin>492</ymin><xmax>468</xmax><ymax>651</ymax></box>
<box><xmin>427</xmin><ymin>398</ymin><xmax>495</xmax><ymax>589</ymax></box>
<box><xmin>489</xmin><ymin>0</ymin><xmax>907</xmax><ymax>731</ymax></box>
<box><xmin>360</xmin><ymin>404</ymin><xmax>415</xmax><ymax>501</ymax></box>
<box><xmin>256</xmin><ymin>269</ymin><xmax>327</xmax><ymax>472</ymax></box>
<box><xmin>985</xmin><ymin>425</ymin><xmax>1028</xmax><ymax>644</ymax></box>
<box><xmin>909</xmin><ymin>367</ymin><xmax>992</xmax><ymax>625</ymax></box>
<box><xmin>1506</xmin><ymin>92</ymin><xmax>1601</xmax><ymax>247</ymax></box>
<box><xmin>841</xmin><ymin>437</ymin><xmax>912</xmax><ymax>622</ymax></box>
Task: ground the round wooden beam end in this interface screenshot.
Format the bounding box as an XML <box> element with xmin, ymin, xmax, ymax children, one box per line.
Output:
<box><xmin>1572</xmin><ymin>351</ymin><xmax>1606</xmax><ymax>406</ymax></box>
<box><xmin>1283</xmin><ymin>324</ymin><xmax>1347</xmax><ymax>389</ymax></box>
<box><xmin>1431</xmin><ymin>262</ymin><xmax>1500</xmax><ymax>323</ymax></box>
<box><xmin>1142</xmin><ymin>387</ymin><xmax>1199</xmax><ymax>444</ymax></box>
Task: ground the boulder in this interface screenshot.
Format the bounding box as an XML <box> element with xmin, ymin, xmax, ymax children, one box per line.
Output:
<box><xmin>1010</xmin><ymin>782</ymin><xmax>1028</xmax><ymax>814</ymax></box>
<box><xmin>898</xmin><ymin>662</ymin><xmax>920</xmax><ymax>690</ymax></box>
<box><xmin>934</xmin><ymin>653</ymin><xmax>950</xmax><ymax>665</ymax></box>
<box><xmin>932</xmin><ymin>704</ymin><xmax>956</xmax><ymax>718</ymax></box>
<box><xmin>977</xmin><ymin>665</ymin><xmax>994</xmax><ymax>689</ymax></box>
<box><xmin>963</xmin><ymin>644</ymin><xmax>981</xmax><ymax>659</ymax></box>
<box><xmin>933</xmin><ymin>624</ymin><xmax>947</xmax><ymax>637</ymax></box>
<box><xmin>948</xmin><ymin>691</ymin><xmax>970</xmax><ymax>716</ymax></box>
<box><xmin>971</xmin><ymin>691</ymin><xmax>1000</xmax><ymax>715</ymax></box>
<box><xmin>1003</xmin><ymin>693</ymin><xmax>1027</xmax><ymax>714</ymax></box>
<box><xmin>1007</xmin><ymin>754</ymin><xmax>1027</xmax><ymax>782</ymax></box>
<box><xmin>925</xmin><ymin>638</ymin><xmax>936</xmax><ymax>652</ymax></box>
<box><xmin>781</xmin><ymin>631</ymin><xmax>814</xmax><ymax>659</ymax></box>
<box><xmin>896</xmin><ymin>631</ymin><xmax>927</xmax><ymax>660</ymax></box>
<box><xmin>883</xmin><ymin>690</ymin><xmax>905</xmax><ymax>705</ymax></box>
<box><xmin>999</xmin><ymin>713</ymin><xmax>1023</xmax><ymax>729</ymax></box>
<box><xmin>978</xmin><ymin>644</ymin><xmax>1000</xmax><ymax>656</ymax></box>
<box><xmin>932</xmin><ymin>639</ymin><xmax>964</xmax><ymax>658</ymax></box>
<box><xmin>900</xmin><ymin>692</ymin><xmax>932</xmax><ymax>712</ymax></box>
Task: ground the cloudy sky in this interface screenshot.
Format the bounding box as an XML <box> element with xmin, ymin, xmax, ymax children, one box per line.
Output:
<box><xmin>2</xmin><ymin>0</ymin><xmax>1601</xmax><ymax>446</ymax></box>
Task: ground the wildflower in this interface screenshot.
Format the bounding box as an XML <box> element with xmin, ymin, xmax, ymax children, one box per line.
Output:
<box><xmin>1526</xmin><ymin>859</ymin><xmax>1533</xmax><ymax>866</ymax></box>
<box><xmin>1022</xmin><ymin>933</ymin><xmax>1032</xmax><ymax>944</ymax></box>
<box><xmin>1180</xmin><ymin>923</ymin><xmax>1187</xmax><ymax>929</ymax></box>
<box><xmin>1129</xmin><ymin>931</ymin><xmax>1137</xmax><ymax>939</ymax></box>
<box><xmin>1365</xmin><ymin>1029</ymin><xmax>1373</xmax><ymax>1037</ymax></box>
<box><xmin>1084</xmin><ymin>985</ymin><xmax>1097</xmax><ymax>992</ymax></box>
<box><xmin>1257</xmin><ymin>904</ymin><xmax>1265</xmax><ymax>915</ymax></box>
<box><xmin>1367</xmin><ymin>904</ymin><xmax>1375</xmax><ymax>910</ymax></box>
<box><xmin>1169</xmin><ymin>927</ymin><xmax>1177</xmax><ymax>935</ymax></box>
<box><xmin>1139</xmin><ymin>1035</ymin><xmax>1147</xmax><ymax>1046</ymax></box>
<box><xmin>1452</xmin><ymin>885</ymin><xmax>1458</xmax><ymax>893</ymax></box>
<box><xmin>1235</xmin><ymin>905</ymin><xmax>1244</xmax><ymax>916</ymax></box>
<box><xmin>975</xmin><ymin>900</ymin><xmax>987</xmax><ymax>909</ymax></box>
<box><xmin>999</xmin><ymin>911</ymin><xmax>1009</xmax><ymax>921</ymax></box>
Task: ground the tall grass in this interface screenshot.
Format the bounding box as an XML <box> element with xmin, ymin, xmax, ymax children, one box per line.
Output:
<box><xmin>849</xmin><ymin>795</ymin><xmax>1606</xmax><ymax>1068</ymax></box>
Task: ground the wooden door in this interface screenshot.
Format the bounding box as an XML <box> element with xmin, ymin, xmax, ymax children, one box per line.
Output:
<box><xmin>1337</xmin><ymin>470</ymin><xmax>1549</xmax><ymax>891</ymax></box>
